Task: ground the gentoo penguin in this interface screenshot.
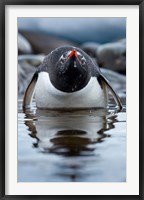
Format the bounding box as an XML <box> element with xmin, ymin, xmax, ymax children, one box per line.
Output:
<box><xmin>23</xmin><ymin>46</ymin><xmax>122</xmax><ymax>111</ymax></box>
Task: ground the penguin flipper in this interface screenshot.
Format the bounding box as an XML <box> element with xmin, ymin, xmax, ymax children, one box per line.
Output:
<box><xmin>23</xmin><ymin>72</ymin><xmax>38</xmax><ymax>109</ymax></box>
<box><xmin>100</xmin><ymin>74</ymin><xmax>123</xmax><ymax>112</ymax></box>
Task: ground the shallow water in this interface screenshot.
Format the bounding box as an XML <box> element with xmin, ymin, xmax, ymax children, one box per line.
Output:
<box><xmin>18</xmin><ymin>95</ymin><xmax>126</xmax><ymax>182</ymax></box>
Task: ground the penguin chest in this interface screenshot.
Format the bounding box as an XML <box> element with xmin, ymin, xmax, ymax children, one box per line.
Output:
<box><xmin>34</xmin><ymin>72</ymin><xmax>107</xmax><ymax>109</ymax></box>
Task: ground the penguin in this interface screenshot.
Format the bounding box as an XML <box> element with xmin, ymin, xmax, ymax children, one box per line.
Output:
<box><xmin>23</xmin><ymin>46</ymin><xmax>122</xmax><ymax>111</ymax></box>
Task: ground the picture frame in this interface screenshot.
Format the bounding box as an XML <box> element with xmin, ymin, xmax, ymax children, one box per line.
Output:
<box><xmin>0</xmin><ymin>0</ymin><xmax>143</xmax><ymax>199</ymax></box>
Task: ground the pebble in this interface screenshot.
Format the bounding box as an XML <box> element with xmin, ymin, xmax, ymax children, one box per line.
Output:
<box><xmin>81</xmin><ymin>42</ymin><xmax>100</xmax><ymax>58</ymax></box>
<box><xmin>18</xmin><ymin>33</ymin><xmax>33</xmax><ymax>54</ymax></box>
<box><xmin>101</xmin><ymin>68</ymin><xmax>126</xmax><ymax>93</ymax></box>
<box><xmin>96</xmin><ymin>39</ymin><xmax>126</xmax><ymax>73</ymax></box>
<box><xmin>18</xmin><ymin>57</ymin><xmax>41</xmax><ymax>95</ymax></box>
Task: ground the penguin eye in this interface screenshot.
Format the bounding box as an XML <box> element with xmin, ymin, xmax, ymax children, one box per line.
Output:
<box><xmin>77</xmin><ymin>52</ymin><xmax>86</xmax><ymax>65</ymax></box>
<box><xmin>60</xmin><ymin>58</ymin><xmax>65</xmax><ymax>64</ymax></box>
<box><xmin>80</xmin><ymin>56</ymin><xmax>86</xmax><ymax>65</ymax></box>
<box><xmin>60</xmin><ymin>54</ymin><xmax>67</xmax><ymax>64</ymax></box>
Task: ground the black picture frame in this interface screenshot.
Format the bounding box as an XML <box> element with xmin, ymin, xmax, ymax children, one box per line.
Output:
<box><xmin>0</xmin><ymin>0</ymin><xmax>143</xmax><ymax>199</ymax></box>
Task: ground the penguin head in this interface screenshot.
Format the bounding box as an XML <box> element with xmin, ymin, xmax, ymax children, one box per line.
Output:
<box><xmin>42</xmin><ymin>46</ymin><xmax>94</xmax><ymax>93</ymax></box>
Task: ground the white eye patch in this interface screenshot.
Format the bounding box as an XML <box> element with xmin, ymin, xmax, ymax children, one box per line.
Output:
<box><xmin>59</xmin><ymin>53</ymin><xmax>68</xmax><ymax>64</ymax></box>
<box><xmin>59</xmin><ymin>51</ymin><xmax>70</xmax><ymax>61</ymax></box>
<box><xmin>77</xmin><ymin>52</ymin><xmax>86</xmax><ymax>61</ymax></box>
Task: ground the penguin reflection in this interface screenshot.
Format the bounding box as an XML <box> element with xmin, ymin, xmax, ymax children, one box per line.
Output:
<box><xmin>24</xmin><ymin>109</ymin><xmax>116</xmax><ymax>156</ymax></box>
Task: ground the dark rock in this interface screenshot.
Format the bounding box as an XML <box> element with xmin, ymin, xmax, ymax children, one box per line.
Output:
<box><xmin>19</xmin><ymin>31</ymin><xmax>76</xmax><ymax>55</ymax></box>
<box><xmin>18</xmin><ymin>33</ymin><xmax>33</xmax><ymax>54</ymax></box>
<box><xmin>96</xmin><ymin>39</ymin><xmax>126</xmax><ymax>73</ymax></box>
<box><xmin>18</xmin><ymin>54</ymin><xmax>45</xmax><ymax>95</ymax></box>
<box><xmin>81</xmin><ymin>42</ymin><xmax>100</xmax><ymax>58</ymax></box>
<box><xmin>101</xmin><ymin>68</ymin><xmax>126</xmax><ymax>96</ymax></box>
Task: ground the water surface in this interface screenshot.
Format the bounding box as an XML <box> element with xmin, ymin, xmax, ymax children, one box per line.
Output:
<box><xmin>18</xmin><ymin>96</ymin><xmax>126</xmax><ymax>182</ymax></box>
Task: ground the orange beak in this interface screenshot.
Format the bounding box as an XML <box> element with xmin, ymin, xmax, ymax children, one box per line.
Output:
<box><xmin>68</xmin><ymin>49</ymin><xmax>78</xmax><ymax>59</ymax></box>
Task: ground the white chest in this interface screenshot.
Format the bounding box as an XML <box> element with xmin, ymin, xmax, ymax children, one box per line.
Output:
<box><xmin>34</xmin><ymin>72</ymin><xmax>107</xmax><ymax>109</ymax></box>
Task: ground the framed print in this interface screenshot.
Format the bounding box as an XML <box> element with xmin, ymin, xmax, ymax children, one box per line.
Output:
<box><xmin>0</xmin><ymin>0</ymin><xmax>143</xmax><ymax>199</ymax></box>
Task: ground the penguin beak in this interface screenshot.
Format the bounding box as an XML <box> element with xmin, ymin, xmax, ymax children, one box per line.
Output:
<box><xmin>67</xmin><ymin>49</ymin><xmax>86</xmax><ymax>68</ymax></box>
<box><xmin>67</xmin><ymin>49</ymin><xmax>83</xmax><ymax>67</ymax></box>
<box><xmin>68</xmin><ymin>49</ymin><xmax>78</xmax><ymax>59</ymax></box>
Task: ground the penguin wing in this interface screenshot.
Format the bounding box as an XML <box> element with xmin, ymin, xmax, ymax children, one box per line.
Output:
<box><xmin>23</xmin><ymin>71</ymin><xmax>39</xmax><ymax>109</ymax></box>
<box><xmin>99</xmin><ymin>73</ymin><xmax>123</xmax><ymax>112</ymax></box>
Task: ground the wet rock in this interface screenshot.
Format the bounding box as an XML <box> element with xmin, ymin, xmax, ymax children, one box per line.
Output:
<box><xmin>96</xmin><ymin>39</ymin><xmax>126</xmax><ymax>73</ymax></box>
<box><xmin>80</xmin><ymin>40</ymin><xmax>126</xmax><ymax>74</ymax></box>
<box><xmin>18</xmin><ymin>54</ymin><xmax>45</xmax><ymax>95</ymax></box>
<box><xmin>101</xmin><ymin>68</ymin><xmax>126</xmax><ymax>106</ymax></box>
<box><xmin>18</xmin><ymin>33</ymin><xmax>33</xmax><ymax>54</ymax></box>
<box><xmin>18</xmin><ymin>54</ymin><xmax>44</xmax><ymax>66</ymax></box>
<box><xmin>19</xmin><ymin>31</ymin><xmax>76</xmax><ymax>54</ymax></box>
<box><xmin>18</xmin><ymin>62</ymin><xmax>35</xmax><ymax>96</ymax></box>
<box><xmin>101</xmin><ymin>68</ymin><xmax>126</xmax><ymax>94</ymax></box>
<box><xmin>81</xmin><ymin>42</ymin><xmax>100</xmax><ymax>58</ymax></box>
